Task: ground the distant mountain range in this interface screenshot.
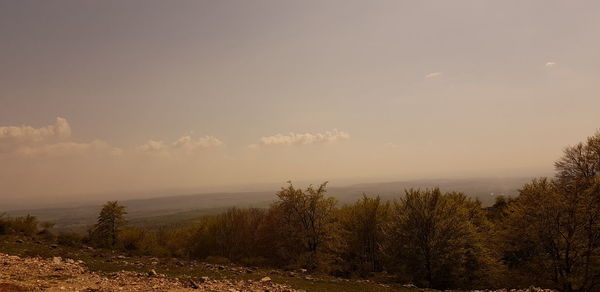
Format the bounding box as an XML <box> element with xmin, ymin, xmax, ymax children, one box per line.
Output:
<box><xmin>5</xmin><ymin>177</ymin><xmax>534</xmax><ymax>232</ymax></box>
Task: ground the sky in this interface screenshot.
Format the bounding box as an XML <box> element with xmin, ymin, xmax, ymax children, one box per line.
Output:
<box><xmin>1</xmin><ymin>0</ymin><xmax>600</xmax><ymax>207</ymax></box>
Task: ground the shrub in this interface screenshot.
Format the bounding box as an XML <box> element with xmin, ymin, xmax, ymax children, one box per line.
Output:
<box><xmin>0</xmin><ymin>214</ymin><xmax>40</xmax><ymax>236</ymax></box>
<box><xmin>57</xmin><ymin>232</ymin><xmax>85</xmax><ymax>247</ymax></box>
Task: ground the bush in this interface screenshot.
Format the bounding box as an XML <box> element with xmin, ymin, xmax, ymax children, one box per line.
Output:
<box><xmin>0</xmin><ymin>214</ymin><xmax>40</xmax><ymax>236</ymax></box>
<box><xmin>190</xmin><ymin>208</ymin><xmax>270</xmax><ymax>263</ymax></box>
<box><xmin>57</xmin><ymin>232</ymin><xmax>85</xmax><ymax>247</ymax></box>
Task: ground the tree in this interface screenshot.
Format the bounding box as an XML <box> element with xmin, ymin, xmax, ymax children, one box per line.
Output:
<box><xmin>91</xmin><ymin>201</ymin><xmax>127</xmax><ymax>248</ymax></box>
<box><xmin>389</xmin><ymin>188</ymin><xmax>497</xmax><ymax>289</ymax></box>
<box><xmin>485</xmin><ymin>195</ymin><xmax>516</xmax><ymax>223</ymax></box>
<box><xmin>555</xmin><ymin>130</ymin><xmax>600</xmax><ymax>191</ymax></box>
<box><xmin>271</xmin><ymin>181</ymin><xmax>338</xmax><ymax>270</ymax></box>
<box><xmin>338</xmin><ymin>194</ymin><xmax>390</xmax><ymax>276</ymax></box>
<box><xmin>502</xmin><ymin>131</ymin><xmax>600</xmax><ymax>292</ymax></box>
<box><xmin>190</xmin><ymin>207</ymin><xmax>268</xmax><ymax>262</ymax></box>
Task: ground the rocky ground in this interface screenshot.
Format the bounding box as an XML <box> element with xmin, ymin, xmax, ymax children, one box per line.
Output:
<box><xmin>0</xmin><ymin>252</ymin><xmax>558</xmax><ymax>292</ymax></box>
<box><xmin>0</xmin><ymin>253</ymin><xmax>300</xmax><ymax>292</ymax></box>
<box><xmin>0</xmin><ymin>237</ymin><xmax>558</xmax><ymax>292</ymax></box>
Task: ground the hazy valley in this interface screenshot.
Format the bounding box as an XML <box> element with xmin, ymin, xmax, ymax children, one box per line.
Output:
<box><xmin>4</xmin><ymin>177</ymin><xmax>532</xmax><ymax>232</ymax></box>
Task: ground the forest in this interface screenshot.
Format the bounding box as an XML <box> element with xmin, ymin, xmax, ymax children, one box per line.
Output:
<box><xmin>2</xmin><ymin>130</ymin><xmax>599</xmax><ymax>292</ymax></box>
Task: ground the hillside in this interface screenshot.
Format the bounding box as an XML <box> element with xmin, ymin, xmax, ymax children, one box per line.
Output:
<box><xmin>0</xmin><ymin>236</ymin><xmax>558</xmax><ymax>292</ymax></box>
<box><xmin>0</xmin><ymin>236</ymin><xmax>419</xmax><ymax>292</ymax></box>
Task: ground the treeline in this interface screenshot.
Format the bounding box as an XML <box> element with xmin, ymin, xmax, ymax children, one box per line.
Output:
<box><xmin>3</xmin><ymin>131</ymin><xmax>600</xmax><ymax>291</ymax></box>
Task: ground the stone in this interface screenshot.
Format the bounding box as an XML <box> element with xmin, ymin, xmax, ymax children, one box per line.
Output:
<box><xmin>189</xmin><ymin>279</ymin><xmax>200</xmax><ymax>289</ymax></box>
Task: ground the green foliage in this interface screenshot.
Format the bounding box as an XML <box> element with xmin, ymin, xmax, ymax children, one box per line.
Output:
<box><xmin>158</xmin><ymin>225</ymin><xmax>197</xmax><ymax>257</ymax></box>
<box><xmin>501</xmin><ymin>178</ymin><xmax>600</xmax><ymax>291</ymax></box>
<box><xmin>91</xmin><ymin>201</ymin><xmax>127</xmax><ymax>248</ymax></box>
<box><xmin>118</xmin><ymin>227</ymin><xmax>150</xmax><ymax>251</ymax></box>
<box><xmin>337</xmin><ymin>195</ymin><xmax>390</xmax><ymax>277</ymax></box>
<box><xmin>497</xmin><ymin>131</ymin><xmax>600</xmax><ymax>291</ymax></box>
<box><xmin>485</xmin><ymin>195</ymin><xmax>516</xmax><ymax>223</ymax></box>
<box><xmin>186</xmin><ymin>182</ymin><xmax>341</xmax><ymax>272</ymax></box>
<box><xmin>271</xmin><ymin>182</ymin><xmax>339</xmax><ymax>271</ymax></box>
<box><xmin>387</xmin><ymin>188</ymin><xmax>498</xmax><ymax>289</ymax></box>
<box><xmin>190</xmin><ymin>208</ymin><xmax>270</xmax><ymax>262</ymax></box>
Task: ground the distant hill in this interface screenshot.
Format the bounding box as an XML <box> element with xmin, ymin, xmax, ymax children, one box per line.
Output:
<box><xmin>6</xmin><ymin>191</ymin><xmax>276</xmax><ymax>232</ymax></box>
<box><xmin>328</xmin><ymin>177</ymin><xmax>533</xmax><ymax>206</ymax></box>
<box><xmin>6</xmin><ymin>177</ymin><xmax>533</xmax><ymax>232</ymax></box>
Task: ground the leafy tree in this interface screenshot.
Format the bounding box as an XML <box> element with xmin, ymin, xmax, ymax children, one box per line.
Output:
<box><xmin>389</xmin><ymin>188</ymin><xmax>497</xmax><ymax>289</ymax></box>
<box><xmin>555</xmin><ymin>131</ymin><xmax>600</xmax><ymax>190</ymax></box>
<box><xmin>271</xmin><ymin>181</ymin><xmax>338</xmax><ymax>270</ymax></box>
<box><xmin>501</xmin><ymin>131</ymin><xmax>600</xmax><ymax>292</ymax></box>
<box><xmin>91</xmin><ymin>201</ymin><xmax>127</xmax><ymax>248</ymax></box>
<box><xmin>157</xmin><ymin>225</ymin><xmax>199</xmax><ymax>258</ymax></box>
<box><xmin>485</xmin><ymin>195</ymin><xmax>516</xmax><ymax>223</ymax></box>
<box><xmin>191</xmin><ymin>208</ymin><xmax>268</xmax><ymax>263</ymax></box>
<box><xmin>338</xmin><ymin>194</ymin><xmax>390</xmax><ymax>276</ymax></box>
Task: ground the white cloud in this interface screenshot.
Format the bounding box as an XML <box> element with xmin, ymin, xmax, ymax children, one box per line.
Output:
<box><xmin>0</xmin><ymin>118</ymin><xmax>224</xmax><ymax>159</ymax></box>
<box><xmin>255</xmin><ymin>129</ymin><xmax>350</xmax><ymax>147</ymax></box>
<box><xmin>15</xmin><ymin>140</ymin><xmax>121</xmax><ymax>157</ymax></box>
<box><xmin>0</xmin><ymin>118</ymin><xmax>125</xmax><ymax>158</ymax></box>
<box><xmin>0</xmin><ymin>117</ymin><xmax>71</xmax><ymax>152</ymax></box>
<box><xmin>173</xmin><ymin>135</ymin><xmax>223</xmax><ymax>149</ymax></box>
<box><xmin>425</xmin><ymin>72</ymin><xmax>443</xmax><ymax>79</ymax></box>
<box><xmin>545</xmin><ymin>62</ymin><xmax>556</xmax><ymax>68</ymax></box>
<box><xmin>137</xmin><ymin>135</ymin><xmax>223</xmax><ymax>154</ymax></box>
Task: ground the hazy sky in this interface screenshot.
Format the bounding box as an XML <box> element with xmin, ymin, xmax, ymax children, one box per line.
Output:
<box><xmin>1</xmin><ymin>1</ymin><xmax>600</xmax><ymax>206</ymax></box>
